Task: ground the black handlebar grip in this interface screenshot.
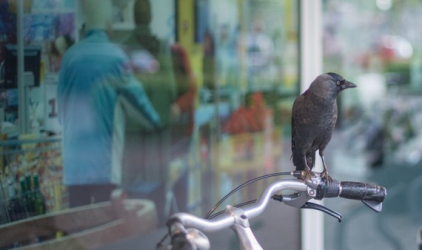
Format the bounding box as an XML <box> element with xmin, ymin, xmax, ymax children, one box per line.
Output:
<box><xmin>315</xmin><ymin>178</ymin><xmax>340</xmax><ymax>199</ymax></box>
<box><xmin>339</xmin><ymin>181</ymin><xmax>386</xmax><ymax>202</ymax></box>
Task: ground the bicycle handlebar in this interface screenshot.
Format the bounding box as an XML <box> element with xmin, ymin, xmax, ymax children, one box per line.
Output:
<box><xmin>168</xmin><ymin>179</ymin><xmax>308</xmax><ymax>233</ymax></box>
<box><xmin>163</xmin><ymin>177</ymin><xmax>387</xmax><ymax>250</ymax></box>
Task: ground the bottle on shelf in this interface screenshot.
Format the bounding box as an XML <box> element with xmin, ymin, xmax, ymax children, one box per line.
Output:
<box><xmin>25</xmin><ymin>172</ymin><xmax>36</xmax><ymax>216</ymax></box>
<box><xmin>0</xmin><ymin>174</ymin><xmax>9</xmax><ymax>225</ymax></box>
<box><xmin>19</xmin><ymin>176</ymin><xmax>30</xmax><ymax>219</ymax></box>
<box><xmin>7</xmin><ymin>178</ymin><xmax>22</xmax><ymax>222</ymax></box>
<box><xmin>33</xmin><ymin>173</ymin><xmax>46</xmax><ymax>215</ymax></box>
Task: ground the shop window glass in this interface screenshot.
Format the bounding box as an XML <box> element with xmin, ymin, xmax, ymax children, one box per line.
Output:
<box><xmin>0</xmin><ymin>0</ymin><xmax>300</xmax><ymax>249</ymax></box>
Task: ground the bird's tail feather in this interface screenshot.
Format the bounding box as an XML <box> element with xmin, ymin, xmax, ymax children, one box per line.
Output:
<box><xmin>292</xmin><ymin>151</ymin><xmax>306</xmax><ymax>171</ymax></box>
<box><xmin>292</xmin><ymin>151</ymin><xmax>315</xmax><ymax>171</ymax></box>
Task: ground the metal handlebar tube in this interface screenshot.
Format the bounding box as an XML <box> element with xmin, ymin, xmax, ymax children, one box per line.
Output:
<box><xmin>164</xmin><ymin>177</ymin><xmax>387</xmax><ymax>249</ymax></box>
<box><xmin>244</xmin><ymin>179</ymin><xmax>308</xmax><ymax>218</ymax></box>
<box><xmin>168</xmin><ymin>180</ymin><xmax>307</xmax><ymax>233</ymax></box>
<box><xmin>166</xmin><ymin>180</ymin><xmax>308</xmax><ymax>250</ymax></box>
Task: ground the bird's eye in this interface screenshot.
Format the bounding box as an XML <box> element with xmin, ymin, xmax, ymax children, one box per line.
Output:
<box><xmin>336</xmin><ymin>81</ymin><xmax>341</xmax><ymax>86</ymax></box>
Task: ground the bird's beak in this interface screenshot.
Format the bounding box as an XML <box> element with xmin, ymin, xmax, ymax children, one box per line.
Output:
<box><xmin>342</xmin><ymin>81</ymin><xmax>357</xmax><ymax>89</ymax></box>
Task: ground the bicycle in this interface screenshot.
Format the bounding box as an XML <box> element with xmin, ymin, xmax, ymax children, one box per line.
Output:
<box><xmin>157</xmin><ymin>170</ymin><xmax>387</xmax><ymax>250</ymax></box>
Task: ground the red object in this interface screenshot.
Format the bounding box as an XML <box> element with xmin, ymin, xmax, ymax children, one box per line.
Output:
<box><xmin>224</xmin><ymin>92</ymin><xmax>267</xmax><ymax>134</ymax></box>
<box><xmin>171</xmin><ymin>44</ymin><xmax>197</xmax><ymax>136</ymax></box>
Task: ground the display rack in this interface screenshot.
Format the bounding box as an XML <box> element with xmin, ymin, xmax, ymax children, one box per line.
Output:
<box><xmin>0</xmin><ymin>136</ymin><xmax>67</xmax><ymax>226</ymax></box>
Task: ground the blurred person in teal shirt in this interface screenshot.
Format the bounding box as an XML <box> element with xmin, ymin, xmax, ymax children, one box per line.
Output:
<box><xmin>57</xmin><ymin>0</ymin><xmax>160</xmax><ymax>207</ymax></box>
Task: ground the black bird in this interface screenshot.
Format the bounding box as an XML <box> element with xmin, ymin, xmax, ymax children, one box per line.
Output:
<box><xmin>291</xmin><ymin>72</ymin><xmax>357</xmax><ymax>180</ymax></box>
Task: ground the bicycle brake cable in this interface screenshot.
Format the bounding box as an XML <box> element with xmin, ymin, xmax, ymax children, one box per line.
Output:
<box><xmin>204</xmin><ymin>171</ymin><xmax>292</xmax><ymax>219</ymax></box>
<box><xmin>208</xmin><ymin>199</ymin><xmax>257</xmax><ymax>220</ymax></box>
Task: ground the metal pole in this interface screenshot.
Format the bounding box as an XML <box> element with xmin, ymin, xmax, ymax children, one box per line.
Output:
<box><xmin>17</xmin><ymin>0</ymin><xmax>27</xmax><ymax>134</ymax></box>
<box><xmin>300</xmin><ymin>1</ymin><xmax>324</xmax><ymax>250</ymax></box>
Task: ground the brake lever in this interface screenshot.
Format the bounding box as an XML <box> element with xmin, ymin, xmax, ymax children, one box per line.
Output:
<box><xmin>272</xmin><ymin>191</ymin><xmax>342</xmax><ymax>222</ymax></box>
<box><xmin>301</xmin><ymin>202</ymin><xmax>342</xmax><ymax>222</ymax></box>
<box><xmin>272</xmin><ymin>191</ymin><xmax>312</xmax><ymax>208</ymax></box>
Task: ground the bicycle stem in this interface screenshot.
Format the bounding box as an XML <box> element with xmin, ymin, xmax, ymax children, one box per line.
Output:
<box><xmin>227</xmin><ymin>206</ymin><xmax>263</xmax><ymax>250</ymax></box>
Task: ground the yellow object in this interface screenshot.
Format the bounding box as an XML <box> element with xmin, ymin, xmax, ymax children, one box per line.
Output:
<box><xmin>54</xmin><ymin>182</ymin><xmax>62</xmax><ymax>210</ymax></box>
<box><xmin>40</xmin><ymin>60</ymin><xmax>45</xmax><ymax>83</ymax></box>
<box><xmin>177</xmin><ymin>0</ymin><xmax>194</xmax><ymax>50</ymax></box>
<box><xmin>56</xmin><ymin>231</ymin><xmax>63</xmax><ymax>239</ymax></box>
<box><xmin>18</xmin><ymin>134</ymin><xmax>38</xmax><ymax>164</ymax></box>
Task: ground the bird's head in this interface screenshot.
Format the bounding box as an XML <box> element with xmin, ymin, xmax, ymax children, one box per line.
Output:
<box><xmin>308</xmin><ymin>72</ymin><xmax>357</xmax><ymax>99</ymax></box>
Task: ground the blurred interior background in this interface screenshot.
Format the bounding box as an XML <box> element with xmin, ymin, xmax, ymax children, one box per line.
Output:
<box><xmin>0</xmin><ymin>0</ymin><xmax>421</xmax><ymax>249</ymax></box>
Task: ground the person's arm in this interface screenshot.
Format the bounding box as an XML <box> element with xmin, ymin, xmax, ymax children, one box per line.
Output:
<box><xmin>111</xmin><ymin>47</ymin><xmax>161</xmax><ymax>129</ymax></box>
<box><xmin>171</xmin><ymin>44</ymin><xmax>197</xmax><ymax>113</ymax></box>
<box><xmin>174</xmin><ymin>79</ymin><xmax>196</xmax><ymax>113</ymax></box>
<box><xmin>117</xmin><ymin>75</ymin><xmax>160</xmax><ymax>129</ymax></box>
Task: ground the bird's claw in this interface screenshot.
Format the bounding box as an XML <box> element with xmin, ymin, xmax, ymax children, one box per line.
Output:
<box><xmin>300</xmin><ymin>168</ymin><xmax>316</xmax><ymax>181</ymax></box>
<box><xmin>320</xmin><ymin>170</ymin><xmax>333</xmax><ymax>183</ymax></box>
